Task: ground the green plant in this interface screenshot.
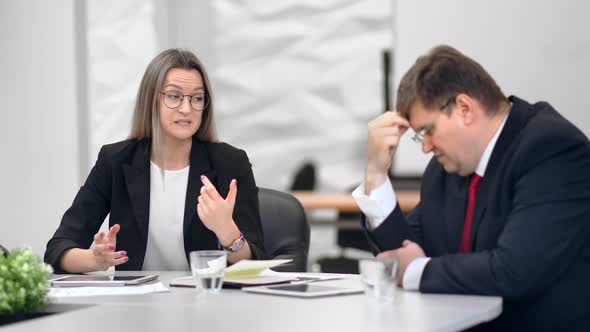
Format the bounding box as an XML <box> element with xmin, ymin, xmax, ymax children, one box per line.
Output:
<box><xmin>0</xmin><ymin>248</ymin><xmax>53</xmax><ymax>315</ymax></box>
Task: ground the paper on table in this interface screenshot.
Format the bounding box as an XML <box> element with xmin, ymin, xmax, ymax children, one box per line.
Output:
<box><xmin>170</xmin><ymin>274</ymin><xmax>295</xmax><ymax>288</ymax></box>
<box><xmin>224</xmin><ymin>259</ymin><xmax>292</xmax><ymax>279</ymax></box>
<box><xmin>259</xmin><ymin>269</ymin><xmax>352</xmax><ymax>283</ymax></box>
<box><xmin>169</xmin><ymin>259</ymin><xmax>294</xmax><ymax>288</ymax></box>
<box><xmin>48</xmin><ymin>282</ymin><xmax>169</xmax><ymax>299</ymax></box>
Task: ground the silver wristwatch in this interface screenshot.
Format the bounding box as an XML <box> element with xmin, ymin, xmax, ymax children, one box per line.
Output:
<box><xmin>221</xmin><ymin>232</ymin><xmax>245</xmax><ymax>253</ymax></box>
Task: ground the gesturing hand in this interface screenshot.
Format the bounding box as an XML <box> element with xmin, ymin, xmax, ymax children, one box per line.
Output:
<box><xmin>92</xmin><ymin>224</ymin><xmax>128</xmax><ymax>271</ymax></box>
<box><xmin>197</xmin><ymin>176</ymin><xmax>237</xmax><ymax>235</ymax></box>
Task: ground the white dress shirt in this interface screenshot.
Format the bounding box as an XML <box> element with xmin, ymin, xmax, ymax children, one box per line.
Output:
<box><xmin>352</xmin><ymin>112</ymin><xmax>509</xmax><ymax>290</ymax></box>
<box><xmin>142</xmin><ymin>162</ymin><xmax>190</xmax><ymax>271</ymax></box>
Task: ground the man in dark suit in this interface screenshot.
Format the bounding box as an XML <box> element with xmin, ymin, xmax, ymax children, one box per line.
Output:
<box><xmin>352</xmin><ymin>45</ymin><xmax>590</xmax><ymax>330</ymax></box>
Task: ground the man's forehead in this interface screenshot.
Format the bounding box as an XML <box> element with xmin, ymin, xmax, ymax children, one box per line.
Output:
<box><xmin>407</xmin><ymin>101</ymin><xmax>438</xmax><ymax>129</ymax></box>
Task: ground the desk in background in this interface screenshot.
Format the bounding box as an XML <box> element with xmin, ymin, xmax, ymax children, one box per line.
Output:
<box><xmin>291</xmin><ymin>191</ymin><xmax>420</xmax><ymax>270</ymax></box>
<box><xmin>2</xmin><ymin>271</ymin><xmax>502</xmax><ymax>332</ymax></box>
<box><xmin>291</xmin><ymin>191</ymin><xmax>420</xmax><ymax>213</ymax></box>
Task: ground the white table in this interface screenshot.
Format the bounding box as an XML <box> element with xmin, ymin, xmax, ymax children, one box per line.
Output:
<box><xmin>1</xmin><ymin>271</ymin><xmax>502</xmax><ymax>332</ymax></box>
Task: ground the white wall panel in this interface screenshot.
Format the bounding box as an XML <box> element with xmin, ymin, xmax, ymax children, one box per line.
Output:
<box><xmin>0</xmin><ymin>1</ymin><xmax>79</xmax><ymax>255</ymax></box>
<box><xmin>394</xmin><ymin>0</ymin><xmax>590</xmax><ymax>175</ymax></box>
<box><xmin>86</xmin><ymin>0</ymin><xmax>159</xmax><ymax>168</ymax></box>
<box><xmin>213</xmin><ymin>0</ymin><xmax>393</xmax><ymax>191</ymax></box>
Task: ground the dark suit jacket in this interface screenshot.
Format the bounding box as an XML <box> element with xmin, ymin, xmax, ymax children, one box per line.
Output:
<box><xmin>364</xmin><ymin>96</ymin><xmax>590</xmax><ymax>331</ymax></box>
<box><xmin>45</xmin><ymin>137</ymin><xmax>266</xmax><ymax>273</ymax></box>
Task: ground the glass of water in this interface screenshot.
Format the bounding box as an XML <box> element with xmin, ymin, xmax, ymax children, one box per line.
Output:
<box><xmin>189</xmin><ymin>250</ymin><xmax>227</xmax><ymax>294</ymax></box>
<box><xmin>359</xmin><ymin>256</ymin><xmax>399</xmax><ymax>302</ymax></box>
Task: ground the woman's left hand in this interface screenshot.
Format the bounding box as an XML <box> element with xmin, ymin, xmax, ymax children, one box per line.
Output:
<box><xmin>197</xmin><ymin>175</ymin><xmax>237</xmax><ymax>235</ymax></box>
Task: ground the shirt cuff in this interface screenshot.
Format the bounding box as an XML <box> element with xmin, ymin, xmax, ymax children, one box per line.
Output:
<box><xmin>352</xmin><ymin>179</ymin><xmax>397</xmax><ymax>229</ymax></box>
<box><xmin>402</xmin><ymin>257</ymin><xmax>431</xmax><ymax>291</ymax></box>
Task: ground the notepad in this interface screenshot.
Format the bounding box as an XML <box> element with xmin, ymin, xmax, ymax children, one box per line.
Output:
<box><xmin>224</xmin><ymin>259</ymin><xmax>292</xmax><ymax>279</ymax></box>
<box><xmin>169</xmin><ymin>259</ymin><xmax>295</xmax><ymax>288</ymax></box>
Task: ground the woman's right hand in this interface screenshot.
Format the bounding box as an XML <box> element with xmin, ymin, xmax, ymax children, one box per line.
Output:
<box><xmin>91</xmin><ymin>224</ymin><xmax>128</xmax><ymax>271</ymax></box>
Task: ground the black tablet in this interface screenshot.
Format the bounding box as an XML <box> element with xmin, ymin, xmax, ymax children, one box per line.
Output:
<box><xmin>242</xmin><ymin>283</ymin><xmax>363</xmax><ymax>298</ymax></box>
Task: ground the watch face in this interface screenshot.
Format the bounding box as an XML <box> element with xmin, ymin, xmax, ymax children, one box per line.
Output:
<box><xmin>231</xmin><ymin>237</ymin><xmax>245</xmax><ymax>252</ymax></box>
<box><xmin>224</xmin><ymin>233</ymin><xmax>245</xmax><ymax>252</ymax></box>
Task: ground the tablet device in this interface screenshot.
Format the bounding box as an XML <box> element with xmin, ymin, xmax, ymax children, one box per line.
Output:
<box><xmin>50</xmin><ymin>275</ymin><xmax>158</xmax><ymax>287</ymax></box>
<box><xmin>242</xmin><ymin>283</ymin><xmax>363</xmax><ymax>298</ymax></box>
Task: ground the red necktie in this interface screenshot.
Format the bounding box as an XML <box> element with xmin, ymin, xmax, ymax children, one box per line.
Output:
<box><xmin>459</xmin><ymin>174</ymin><xmax>482</xmax><ymax>253</ymax></box>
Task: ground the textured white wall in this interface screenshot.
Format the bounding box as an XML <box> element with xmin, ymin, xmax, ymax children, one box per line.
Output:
<box><xmin>212</xmin><ymin>0</ymin><xmax>394</xmax><ymax>191</ymax></box>
<box><xmin>393</xmin><ymin>0</ymin><xmax>590</xmax><ymax>175</ymax></box>
<box><xmin>86</xmin><ymin>0</ymin><xmax>159</xmax><ymax>167</ymax></box>
<box><xmin>86</xmin><ymin>0</ymin><xmax>213</xmax><ymax>170</ymax></box>
<box><xmin>0</xmin><ymin>1</ymin><xmax>80</xmax><ymax>255</ymax></box>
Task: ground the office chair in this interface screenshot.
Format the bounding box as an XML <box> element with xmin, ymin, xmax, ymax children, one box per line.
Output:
<box><xmin>258</xmin><ymin>187</ymin><xmax>310</xmax><ymax>272</ymax></box>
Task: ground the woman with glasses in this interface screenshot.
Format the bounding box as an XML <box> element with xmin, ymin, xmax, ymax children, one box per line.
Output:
<box><xmin>45</xmin><ymin>49</ymin><xmax>266</xmax><ymax>273</ymax></box>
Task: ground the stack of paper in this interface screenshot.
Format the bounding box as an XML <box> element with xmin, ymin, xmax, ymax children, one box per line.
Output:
<box><xmin>49</xmin><ymin>282</ymin><xmax>169</xmax><ymax>299</ymax></box>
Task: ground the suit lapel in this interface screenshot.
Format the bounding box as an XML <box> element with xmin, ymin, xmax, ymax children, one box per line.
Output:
<box><xmin>469</xmin><ymin>96</ymin><xmax>531</xmax><ymax>247</ymax></box>
<box><xmin>122</xmin><ymin>140</ymin><xmax>151</xmax><ymax>244</ymax></box>
<box><xmin>183</xmin><ymin>140</ymin><xmax>217</xmax><ymax>237</ymax></box>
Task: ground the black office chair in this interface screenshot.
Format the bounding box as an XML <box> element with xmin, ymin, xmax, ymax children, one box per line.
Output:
<box><xmin>258</xmin><ymin>187</ymin><xmax>310</xmax><ymax>272</ymax></box>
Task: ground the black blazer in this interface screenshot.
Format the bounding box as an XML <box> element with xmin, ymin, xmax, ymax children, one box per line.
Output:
<box><xmin>364</xmin><ymin>96</ymin><xmax>590</xmax><ymax>331</ymax></box>
<box><xmin>45</xmin><ymin>137</ymin><xmax>266</xmax><ymax>273</ymax></box>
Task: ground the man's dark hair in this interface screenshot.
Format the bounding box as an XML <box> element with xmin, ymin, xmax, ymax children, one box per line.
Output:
<box><xmin>396</xmin><ymin>45</ymin><xmax>506</xmax><ymax>118</ymax></box>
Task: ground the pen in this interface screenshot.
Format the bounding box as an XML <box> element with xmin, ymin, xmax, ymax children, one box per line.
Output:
<box><xmin>289</xmin><ymin>277</ymin><xmax>343</xmax><ymax>285</ymax></box>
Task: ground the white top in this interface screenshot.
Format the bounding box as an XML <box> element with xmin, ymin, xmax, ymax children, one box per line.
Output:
<box><xmin>352</xmin><ymin>112</ymin><xmax>509</xmax><ymax>290</ymax></box>
<box><xmin>142</xmin><ymin>162</ymin><xmax>190</xmax><ymax>271</ymax></box>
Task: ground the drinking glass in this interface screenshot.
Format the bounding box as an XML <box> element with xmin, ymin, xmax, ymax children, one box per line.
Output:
<box><xmin>189</xmin><ymin>250</ymin><xmax>227</xmax><ymax>294</ymax></box>
<box><xmin>359</xmin><ymin>256</ymin><xmax>399</xmax><ymax>302</ymax></box>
